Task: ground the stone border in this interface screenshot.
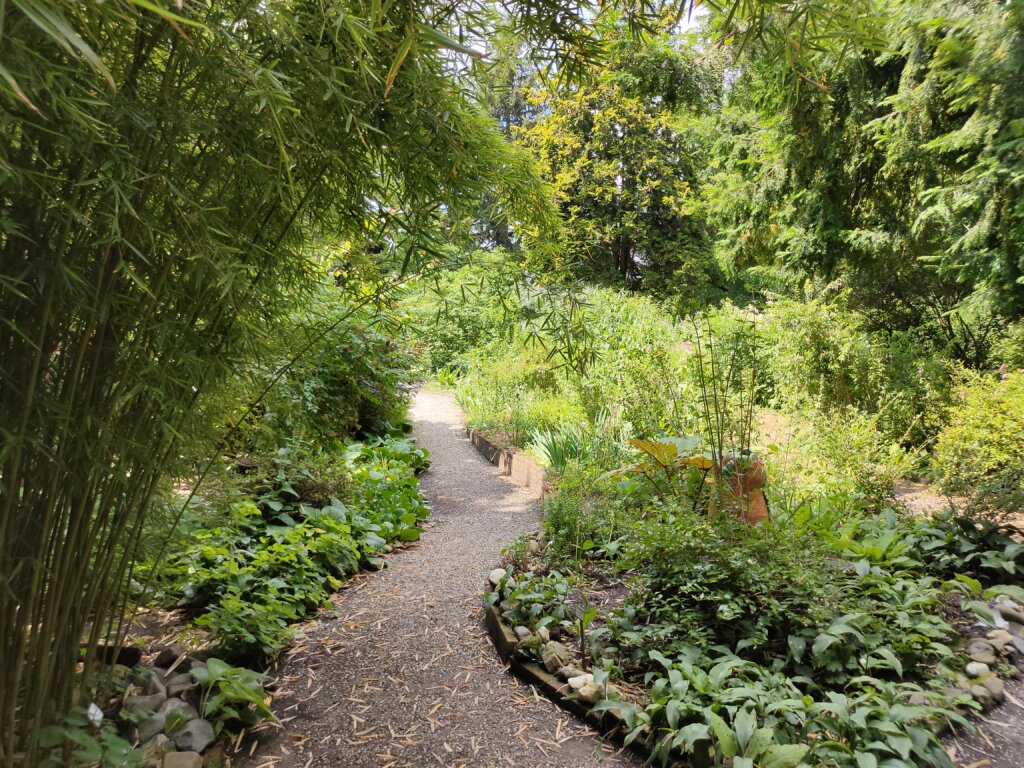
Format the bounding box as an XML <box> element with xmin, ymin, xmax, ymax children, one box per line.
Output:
<box><xmin>482</xmin><ymin>604</ymin><xmax>656</xmax><ymax>761</ymax></box>
<box><xmin>470</xmin><ymin>428</ymin><xmax>657</xmax><ymax>759</ymax></box>
<box><xmin>467</xmin><ymin>429</ymin><xmax>547</xmax><ymax>499</ymax></box>
<box><xmin>471</xmin><ymin>428</ymin><xmax>655</xmax><ymax>765</ymax></box>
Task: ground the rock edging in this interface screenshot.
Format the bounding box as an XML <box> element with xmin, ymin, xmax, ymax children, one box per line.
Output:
<box><xmin>469</xmin><ymin>426</ymin><xmax>683</xmax><ymax>762</ymax></box>
<box><xmin>482</xmin><ymin>602</ymin><xmax>656</xmax><ymax>761</ymax></box>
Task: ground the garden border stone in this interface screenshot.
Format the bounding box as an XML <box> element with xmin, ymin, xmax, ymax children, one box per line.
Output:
<box><xmin>483</xmin><ymin>605</ymin><xmax>654</xmax><ymax>759</ymax></box>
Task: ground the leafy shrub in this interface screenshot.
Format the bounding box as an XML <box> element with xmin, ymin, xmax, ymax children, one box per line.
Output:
<box><xmin>600</xmin><ymin>645</ymin><xmax>962</xmax><ymax>768</ymax></box>
<box><xmin>932</xmin><ymin>371</ymin><xmax>1024</xmax><ymax>515</ymax></box>
<box><xmin>215</xmin><ymin>296</ymin><xmax>414</xmax><ymax>458</ymax></box>
<box><xmin>620</xmin><ymin>512</ymin><xmax>844</xmax><ymax>661</ymax></box>
<box><xmin>399</xmin><ymin>258</ymin><xmax>518</xmax><ymax>373</ymax></box>
<box><xmin>542</xmin><ymin>458</ymin><xmax>642</xmax><ymax>558</ymax></box>
<box><xmin>760</xmin><ymin>298</ymin><xmax>953</xmax><ymax>444</ymax></box>
<box><xmin>486</xmin><ymin>569</ymin><xmax>577</xmax><ymax>632</ymax></box>
<box><xmin>457</xmin><ymin>340</ymin><xmax>584</xmax><ymax>445</ymax></box>
<box><xmin>344</xmin><ymin>436</ymin><xmax>431</xmax><ymax>474</ymax></box>
<box><xmin>904</xmin><ymin>514</ymin><xmax>1024</xmax><ymax>585</ymax></box>
<box><xmin>990</xmin><ymin>320</ymin><xmax>1024</xmax><ymax>371</ymax></box>
<box><xmin>265</xmin><ymin>305</ymin><xmax>414</xmax><ymax>442</ymax></box>
<box><xmin>803</xmin><ymin>407</ymin><xmax>919</xmax><ymax>510</ymax></box>
<box><xmin>577</xmin><ymin>343</ymin><xmax>687</xmax><ymax>436</ymax></box>
<box><xmin>170</xmin><ymin>501</ymin><xmax>360</xmax><ymax>657</ymax></box>
<box><xmin>160</xmin><ymin>437</ymin><xmax>430</xmax><ymax>659</ymax></box>
<box><xmin>192</xmin><ymin>657</ymin><xmax>276</xmax><ymax>733</ymax></box>
<box><xmin>543</xmin><ymin>491</ymin><xmax>612</xmax><ymax>559</ymax></box>
<box><xmin>39</xmin><ymin>708</ymin><xmax>140</xmax><ymax>768</ymax></box>
<box><xmin>573</xmin><ymin>289</ymin><xmax>687</xmax><ymax>435</ymax></box>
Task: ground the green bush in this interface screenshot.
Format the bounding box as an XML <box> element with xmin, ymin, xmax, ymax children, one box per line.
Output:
<box><xmin>900</xmin><ymin>513</ymin><xmax>1024</xmax><ymax>586</ymax></box>
<box><xmin>620</xmin><ymin>512</ymin><xmax>844</xmax><ymax>661</ymax></box>
<box><xmin>573</xmin><ymin>290</ymin><xmax>687</xmax><ymax>435</ymax></box>
<box><xmin>991</xmin><ymin>321</ymin><xmax>1024</xmax><ymax>371</ymax></box>
<box><xmin>804</xmin><ymin>407</ymin><xmax>919</xmax><ymax>510</ymax></box>
<box><xmin>759</xmin><ymin>298</ymin><xmax>953</xmax><ymax>444</ymax></box>
<box><xmin>266</xmin><ymin>306</ymin><xmax>414</xmax><ymax>442</ymax></box>
<box><xmin>456</xmin><ymin>340</ymin><xmax>584</xmax><ymax>445</ymax></box>
<box><xmin>399</xmin><ymin>257</ymin><xmax>518</xmax><ymax>374</ymax></box>
<box><xmin>527</xmin><ymin>424</ymin><xmax>583</xmax><ymax>472</ymax></box>
<box><xmin>160</xmin><ymin>437</ymin><xmax>430</xmax><ymax>659</ymax></box>
<box><xmin>192</xmin><ymin>657</ymin><xmax>276</xmax><ymax>733</ymax></box>
<box><xmin>932</xmin><ymin>371</ymin><xmax>1024</xmax><ymax>515</ymax></box>
<box><xmin>169</xmin><ymin>501</ymin><xmax>360</xmax><ymax>657</ymax></box>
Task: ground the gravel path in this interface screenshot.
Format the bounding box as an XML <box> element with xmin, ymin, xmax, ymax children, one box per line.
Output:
<box><xmin>239</xmin><ymin>390</ymin><xmax>636</xmax><ymax>768</ymax></box>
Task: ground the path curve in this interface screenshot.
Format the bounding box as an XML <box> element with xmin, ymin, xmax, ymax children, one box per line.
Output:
<box><xmin>242</xmin><ymin>390</ymin><xmax>636</xmax><ymax>767</ymax></box>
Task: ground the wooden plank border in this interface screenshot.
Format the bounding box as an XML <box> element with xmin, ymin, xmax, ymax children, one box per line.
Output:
<box><xmin>467</xmin><ymin>429</ymin><xmax>548</xmax><ymax>499</ymax></box>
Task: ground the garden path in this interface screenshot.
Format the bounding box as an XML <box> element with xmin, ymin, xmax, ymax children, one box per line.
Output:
<box><xmin>239</xmin><ymin>389</ymin><xmax>635</xmax><ymax>768</ymax></box>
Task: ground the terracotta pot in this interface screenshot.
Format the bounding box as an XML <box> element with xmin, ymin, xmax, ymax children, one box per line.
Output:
<box><xmin>722</xmin><ymin>454</ymin><xmax>769</xmax><ymax>524</ymax></box>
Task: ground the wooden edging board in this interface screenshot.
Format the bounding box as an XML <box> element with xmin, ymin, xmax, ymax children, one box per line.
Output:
<box><xmin>482</xmin><ymin>604</ymin><xmax>659</xmax><ymax>761</ymax></box>
<box><xmin>467</xmin><ymin>429</ymin><xmax>547</xmax><ymax>499</ymax></box>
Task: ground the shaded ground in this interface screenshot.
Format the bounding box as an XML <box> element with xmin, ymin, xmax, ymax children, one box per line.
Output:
<box><xmin>947</xmin><ymin>674</ymin><xmax>1024</xmax><ymax>768</ymax></box>
<box><xmin>237</xmin><ymin>389</ymin><xmax>635</xmax><ymax>768</ymax></box>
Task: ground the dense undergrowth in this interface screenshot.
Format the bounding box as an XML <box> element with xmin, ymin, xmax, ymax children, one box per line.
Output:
<box><xmin>491</xmin><ymin>504</ymin><xmax>1024</xmax><ymax>768</ymax></box>
<box><xmin>155</xmin><ymin>436</ymin><xmax>430</xmax><ymax>661</ymax></box>
<box><xmin>45</xmin><ymin>295</ymin><xmax>432</xmax><ymax>764</ymax></box>
<box><xmin>139</xmin><ymin>292</ymin><xmax>431</xmax><ymax>661</ymax></box>
<box><xmin>403</xmin><ymin>261</ymin><xmax>1024</xmax><ymax>767</ymax></box>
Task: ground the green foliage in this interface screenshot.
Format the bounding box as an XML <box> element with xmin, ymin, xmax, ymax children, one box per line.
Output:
<box><xmin>543</xmin><ymin>465</ymin><xmax>634</xmax><ymax>559</ymax></box>
<box><xmin>702</xmin><ymin>0</ymin><xmax>1024</xmax><ymax>349</ymax></box>
<box><xmin>174</xmin><ymin>501</ymin><xmax>359</xmax><ymax>658</ymax></box>
<box><xmin>512</xmin><ymin>502</ymin><xmax>990</xmax><ymax>768</ymax></box>
<box><xmin>574</xmin><ymin>291</ymin><xmax>687</xmax><ymax>436</ymax></box>
<box><xmin>161</xmin><ymin>437</ymin><xmax>430</xmax><ymax>659</ymax></box>
<box><xmin>38</xmin><ymin>708</ymin><xmax>140</xmax><ymax>768</ymax></box>
<box><xmin>991</xmin><ymin>321</ymin><xmax>1024</xmax><ymax>371</ymax></box>
<box><xmin>786</xmin><ymin>407</ymin><xmax>920</xmax><ymax>510</ymax></box>
<box><xmin>457</xmin><ymin>340</ymin><xmax>585</xmax><ymax>446</ymax></box>
<box><xmin>517</xmin><ymin>31</ymin><xmax>723</xmax><ymax>303</ymax></box>
<box><xmin>488</xmin><ymin>570</ymin><xmax>576</xmax><ymax>634</ymax></box>
<box><xmin>932</xmin><ymin>371</ymin><xmax>1024</xmax><ymax>515</ymax></box>
<box><xmin>400</xmin><ymin>258</ymin><xmax>520</xmax><ymax>374</ymax></box>
<box><xmin>527</xmin><ymin>424</ymin><xmax>584</xmax><ymax>472</ymax></box>
<box><xmin>620</xmin><ymin>512</ymin><xmax>844</xmax><ymax>660</ymax></box>
<box><xmin>192</xmin><ymin>657</ymin><xmax>276</xmax><ymax>734</ymax></box>
<box><xmin>758</xmin><ymin>298</ymin><xmax>954</xmax><ymax>444</ymax></box>
<box><xmin>894</xmin><ymin>514</ymin><xmax>1024</xmax><ymax>586</ymax></box>
<box><xmin>260</xmin><ymin>301</ymin><xmax>415</xmax><ymax>443</ymax></box>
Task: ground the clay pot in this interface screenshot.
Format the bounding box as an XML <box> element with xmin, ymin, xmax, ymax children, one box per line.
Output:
<box><xmin>722</xmin><ymin>454</ymin><xmax>769</xmax><ymax>525</ymax></box>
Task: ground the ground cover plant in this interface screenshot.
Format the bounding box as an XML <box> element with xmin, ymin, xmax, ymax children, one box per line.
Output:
<box><xmin>445</xmin><ymin>269</ymin><xmax>1024</xmax><ymax>766</ymax></box>
<box><xmin>487</xmin><ymin>445</ymin><xmax>1024</xmax><ymax>767</ymax></box>
<box><xmin>6</xmin><ymin>0</ymin><xmax>1024</xmax><ymax>766</ymax></box>
<box><xmin>157</xmin><ymin>435</ymin><xmax>431</xmax><ymax>661</ymax></box>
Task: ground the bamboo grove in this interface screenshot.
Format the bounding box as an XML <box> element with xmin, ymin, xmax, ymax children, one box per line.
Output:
<box><xmin>0</xmin><ymin>1</ymin><xmax>555</xmax><ymax>762</ymax></box>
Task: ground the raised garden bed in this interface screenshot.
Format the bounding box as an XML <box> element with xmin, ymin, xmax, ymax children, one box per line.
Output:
<box><xmin>467</xmin><ymin>428</ymin><xmax>548</xmax><ymax>499</ymax></box>
<box><xmin>483</xmin><ymin>597</ymin><xmax>659</xmax><ymax>762</ymax></box>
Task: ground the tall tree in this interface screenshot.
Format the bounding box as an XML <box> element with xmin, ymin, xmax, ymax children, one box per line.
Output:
<box><xmin>701</xmin><ymin>0</ymin><xmax>1024</xmax><ymax>359</ymax></box>
<box><xmin>519</xmin><ymin>32</ymin><xmax>723</xmax><ymax>306</ymax></box>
